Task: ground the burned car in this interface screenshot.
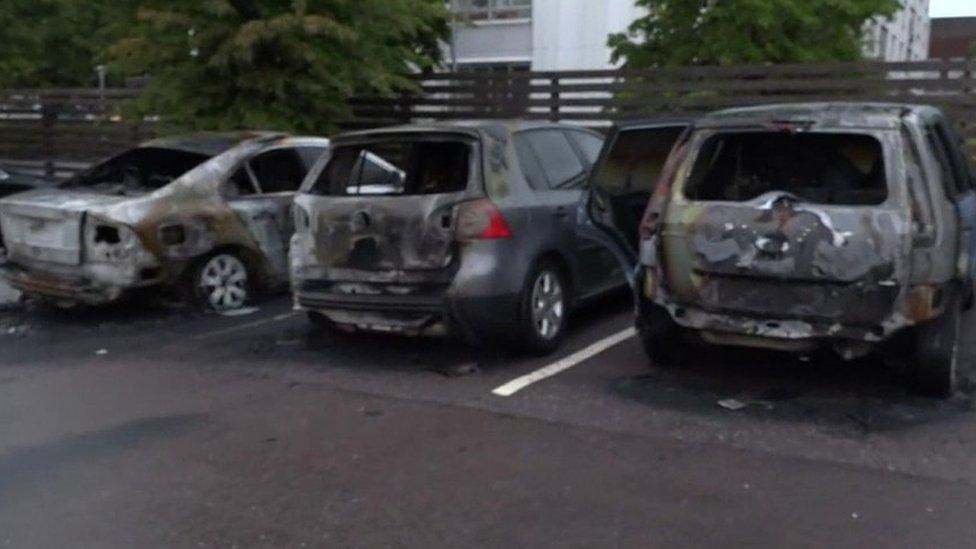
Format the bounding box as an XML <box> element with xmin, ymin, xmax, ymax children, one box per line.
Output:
<box><xmin>0</xmin><ymin>166</ymin><xmax>53</xmax><ymax>255</ymax></box>
<box><xmin>0</xmin><ymin>133</ymin><xmax>329</xmax><ymax>310</ymax></box>
<box><xmin>291</xmin><ymin>121</ymin><xmax>622</xmax><ymax>353</ymax></box>
<box><xmin>584</xmin><ymin>104</ymin><xmax>976</xmax><ymax>397</ymax></box>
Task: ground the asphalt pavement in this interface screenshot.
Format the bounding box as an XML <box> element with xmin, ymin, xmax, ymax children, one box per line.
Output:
<box><xmin>1</xmin><ymin>292</ymin><xmax>975</xmax><ymax>548</ymax></box>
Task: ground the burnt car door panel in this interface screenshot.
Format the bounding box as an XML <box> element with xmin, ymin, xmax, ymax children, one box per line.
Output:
<box><xmin>577</xmin><ymin>123</ymin><xmax>690</xmax><ymax>288</ymax></box>
<box><xmin>226</xmin><ymin>146</ymin><xmax>326</xmax><ymax>284</ymax></box>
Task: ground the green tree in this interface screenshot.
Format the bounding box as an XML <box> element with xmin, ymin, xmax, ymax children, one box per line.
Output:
<box><xmin>0</xmin><ymin>0</ymin><xmax>134</xmax><ymax>87</ymax></box>
<box><xmin>609</xmin><ymin>0</ymin><xmax>899</xmax><ymax>67</ymax></box>
<box><xmin>110</xmin><ymin>0</ymin><xmax>449</xmax><ymax>132</ymax></box>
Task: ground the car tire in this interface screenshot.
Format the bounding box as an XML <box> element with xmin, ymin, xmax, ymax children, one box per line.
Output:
<box><xmin>185</xmin><ymin>252</ymin><xmax>252</xmax><ymax>312</ymax></box>
<box><xmin>517</xmin><ymin>261</ymin><xmax>570</xmax><ymax>356</ymax></box>
<box><xmin>911</xmin><ymin>287</ymin><xmax>963</xmax><ymax>398</ymax></box>
<box><xmin>637</xmin><ymin>299</ymin><xmax>681</xmax><ymax>366</ymax></box>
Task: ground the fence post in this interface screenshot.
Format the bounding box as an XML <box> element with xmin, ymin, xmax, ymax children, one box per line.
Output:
<box><xmin>40</xmin><ymin>101</ymin><xmax>59</xmax><ymax>180</ymax></box>
<box><xmin>550</xmin><ymin>76</ymin><xmax>560</xmax><ymax>122</ymax></box>
<box><xmin>398</xmin><ymin>91</ymin><xmax>413</xmax><ymax>125</ymax></box>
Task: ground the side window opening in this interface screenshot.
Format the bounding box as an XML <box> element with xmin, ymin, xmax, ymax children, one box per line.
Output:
<box><xmin>297</xmin><ymin>147</ymin><xmax>327</xmax><ymax>171</ymax></box>
<box><xmin>522</xmin><ymin>130</ymin><xmax>587</xmax><ymax>191</ymax></box>
<box><xmin>568</xmin><ymin>130</ymin><xmax>605</xmax><ymax>166</ymax></box>
<box><xmin>902</xmin><ymin>127</ymin><xmax>935</xmax><ymax>240</ymax></box>
<box><xmin>684</xmin><ymin>132</ymin><xmax>887</xmax><ymax>206</ymax></box>
<box><xmin>514</xmin><ymin>134</ymin><xmax>549</xmax><ymax>190</ymax></box>
<box><xmin>65</xmin><ymin>148</ymin><xmax>210</xmax><ymax>192</ymax></box>
<box><xmin>588</xmin><ymin>125</ymin><xmax>686</xmax><ymax>251</ymax></box>
<box><xmin>249</xmin><ymin>148</ymin><xmax>308</xmax><ymax>194</ymax></box>
<box><xmin>226</xmin><ymin>167</ymin><xmax>258</xmax><ymax>198</ymax></box>
<box><xmin>934</xmin><ymin>122</ymin><xmax>973</xmax><ymax>193</ymax></box>
<box><xmin>925</xmin><ymin>127</ymin><xmax>960</xmax><ymax>200</ymax></box>
<box><xmin>311</xmin><ymin>139</ymin><xmax>471</xmax><ymax>197</ymax></box>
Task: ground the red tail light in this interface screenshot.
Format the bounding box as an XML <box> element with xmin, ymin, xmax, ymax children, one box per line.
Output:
<box><xmin>456</xmin><ymin>198</ymin><xmax>513</xmax><ymax>241</ymax></box>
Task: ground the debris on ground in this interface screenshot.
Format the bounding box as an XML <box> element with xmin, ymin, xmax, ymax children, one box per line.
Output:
<box><xmin>219</xmin><ymin>306</ymin><xmax>261</xmax><ymax>318</ymax></box>
<box><xmin>95</xmin><ymin>349</ymin><xmax>109</xmax><ymax>356</ymax></box>
<box><xmin>717</xmin><ymin>398</ymin><xmax>748</xmax><ymax>411</ymax></box>
<box><xmin>428</xmin><ymin>362</ymin><xmax>481</xmax><ymax>378</ymax></box>
<box><xmin>276</xmin><ymin>328</ymin><xmax>304</xmax><ymax>346</ymax></box>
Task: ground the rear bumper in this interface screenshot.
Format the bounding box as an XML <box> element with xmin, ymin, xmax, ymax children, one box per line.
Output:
<box><xmin>294</xmin><ymin>283</ymin><xmax>519</xmax><ymax>339</ymax></box>
<box><xmin>0</xmin><ymin>261</ymin><xmax>159</xmax><ymax>305</ymax></box>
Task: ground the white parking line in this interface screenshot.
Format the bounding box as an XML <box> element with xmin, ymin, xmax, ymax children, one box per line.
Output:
<box><xmin>491</xmin><ymin>327</ymin><xmax>637</xmax><ymax>397</ymax></box>
<box><xmin>193</xmin><ymin>312</ymin><xmax>297</xmax><ymax>341</ymax></box>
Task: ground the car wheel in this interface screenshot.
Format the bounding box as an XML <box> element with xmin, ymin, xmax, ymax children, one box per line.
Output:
<box><xmin>518</xmin><ymin>262</ymin><xmax>569</xmax><ymax>355</ymax></box>
<box><xmin>188</xmin><ymin>252</ymin><xmax>251</xmax><ymax>312</ymax></box>
<box><xmin>637</xmin><ymin>299</ymin><xmax>681</xmax><ymax>366</ymax></box>
<box><xmin>912</xmin><ymin>288</ymin><xmax>962</xmax><ymax>398</ymax></box>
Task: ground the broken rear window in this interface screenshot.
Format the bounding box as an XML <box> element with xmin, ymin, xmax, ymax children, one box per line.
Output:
<box><xmin>683</xmin><ymin>132</ymin><xmax>887</xmax><ymax>205</ymax></box>
<box><xmin>64</xmin><ymin>147</ymin><xmax>211</xmax><ymax>192</ymax></box>
<box><xmin>311</xmin><ymin>140</ymin><xmax>472</xmax><ymax>196</ymax></box>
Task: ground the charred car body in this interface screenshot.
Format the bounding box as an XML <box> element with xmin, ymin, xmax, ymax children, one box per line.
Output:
<box><xmin>0</xmin><ymin>166</ymin><xmax>53</xmax><ymax>255</ymax></box>
<box><xmin>291</xmin><ymin>121</ymin><xmax>622</xmax><ymax>353</ymax></box>
<box><xmin>585</xmin><ymin>104</ymin><xmax>976</xmax><ymax>397</ymax></box>
<box><xmin>0</xmin><ymin>133</ymin><xmax>329</xmax><ymax>310</ymax></box>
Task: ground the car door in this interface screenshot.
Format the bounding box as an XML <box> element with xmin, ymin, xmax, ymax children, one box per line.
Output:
<box><xmin>575</xmin><ymin>122</ymin><xmax>690</xmax><ymax>289</ymax></box>
<box><xmin>930</xmin><ymin>117</ymin><xmax>976</xmax><ymax>289</ymax></box>
<box><xmin>513</xmin><ymin>128</ymin><xmax>609</xmax><ymax>297</ymax></box>
<box><xmin>226</xmin><ymin>145</ymin><xmax>326</xmax><ymax>284</ymax></box>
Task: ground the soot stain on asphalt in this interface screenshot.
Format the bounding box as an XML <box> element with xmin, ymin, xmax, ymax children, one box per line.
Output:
<box><xmin>0</xmin><ymin>414</ymin><xmax>207</xmax><ymax>497</ymax></box>
<box><xmin>610</xmin><ymin>347</ymin><xmax>974</xmax><ymax>436</ymax></box>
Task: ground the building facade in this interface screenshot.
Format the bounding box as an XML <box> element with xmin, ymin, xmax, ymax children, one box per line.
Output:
<box><xmin>929</xmin><ymin>17</ymin><xmax>976</xmax><ymax>58</ymax></box>
<box><xmin>863</xmin><ymin>0</ymin><xmax>931</xmax><ymax>61</ymax></box>
<box><xmin>450</xmin><ymin>0</ymin><xmax>932</xmax><ymax>71</ymax></box>
<box><xmin>450</xmin><ymin>0</ymin><xmax>641</xmax><ymax>71</ymax></box>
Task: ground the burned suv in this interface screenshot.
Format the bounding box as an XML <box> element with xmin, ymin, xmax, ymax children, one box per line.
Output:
<box><xmin>291</xmin><ymin>121</ymin><xmax>622</xmax><ymax>353</ymax></box>
<box><xmin>586</xmin><ymin>104</ymin><xmax>976</xmax><ymax>397</ymax></box>
<box><xmin>0</xmin><ymin>133</ymin><xmax>329</xmax><ymax>310</ymax></box>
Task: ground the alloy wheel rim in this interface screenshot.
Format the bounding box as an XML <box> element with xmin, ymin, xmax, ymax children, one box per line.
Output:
<box><xmin>531</xmin><ymin>271</ymin><xmax>564</xmax><ymax>340</ymax></box>
<box><xmin>200</xmin><ymin>254</ymin><xmax>249</xmax><ymax>311</ymax></box>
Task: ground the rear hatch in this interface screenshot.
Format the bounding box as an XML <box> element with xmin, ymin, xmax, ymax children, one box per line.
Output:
<box><xmin>0</xmin><ymin>190</ymin><xmax>128</xmax><ymax>266</ymax></box>
<box><xmin>301</xmin><ymin>133</ymin><xmax>481</xmax><ymax>284</ymax></box>
<box><xmin>662</xmin><ymin>129</ymin><xmax>909</xmax><ymax>325</ymax></box>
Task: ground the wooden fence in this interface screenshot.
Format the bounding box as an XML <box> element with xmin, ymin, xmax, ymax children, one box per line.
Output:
<box><xmin>349</xmin><ymin>59</ymin><xmax>976</xmax><ymax>136</ymax></box>
<box><xmin>0</xmin><ymin>88</ymin><xmax>151</xmax><ymax>179</ymax></box>
<box><xmin>2</xmin><ymin>58</ymin><xmax>975</xmax><ymax>178</ymax></box>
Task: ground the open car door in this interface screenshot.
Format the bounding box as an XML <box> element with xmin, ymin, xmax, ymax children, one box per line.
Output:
<box><xmin>576</xmin><ymin>120</ymin><xmax>690</xmax><ymax>289</ymax></box>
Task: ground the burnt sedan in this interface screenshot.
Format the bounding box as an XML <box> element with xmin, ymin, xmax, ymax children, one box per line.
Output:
<box><xmin>0</xmin><ymin>133</ymin><xmax>329</xmax><ymax>310</ymax></box>
<box><xmin>290</xmin><ymin>121</ymin><xmax>621</xmax><ymax>353</ymax></box>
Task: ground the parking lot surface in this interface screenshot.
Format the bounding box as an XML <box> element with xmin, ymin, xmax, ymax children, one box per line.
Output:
<box><xmin>2</xmin><ymin>292</ymin><xmax>976</xmax><ymax>547</ymax></box>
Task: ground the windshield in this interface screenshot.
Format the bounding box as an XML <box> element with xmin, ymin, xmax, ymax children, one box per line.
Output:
<box><xmin>62</xmin><ymin>147</ymin><xmax>212</xmax><ymax>195</ymax></box>
<box><xmin>310</xmin><ymin>139</ymin><xmax>472</xmax><ymax>196</ymax></box>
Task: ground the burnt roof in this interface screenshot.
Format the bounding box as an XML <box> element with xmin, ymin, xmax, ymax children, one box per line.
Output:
<box><xmin>695</xmin><ymin>102</ymin><xmax>941</xmax><ymax>130</ymax></box>
<box><xmin>140</xmin><ymin>131</ymin><xmax>286</xmax><ymax>156</ymax></box>
<box><xmin>333</xmin><ymin>120</ymin><xmax>602</xmax><ymax>142</ymax></box>
<box><xmin>614</xmin><ymin>117</ymin><xmax>694</xmax><ymax>130</ymax></box>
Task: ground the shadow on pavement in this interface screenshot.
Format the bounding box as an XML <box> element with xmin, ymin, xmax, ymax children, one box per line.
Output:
<box><xmin>613</xmin><ymin>337</ymin><xmax>976</xmax><ymax>436</ymax></box>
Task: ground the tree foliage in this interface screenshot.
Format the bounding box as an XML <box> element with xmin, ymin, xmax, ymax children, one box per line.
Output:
<box><xmin>0</xmin><ymin>0</ymin><xmax>133</xmax><ymax>87</ymax></box>
<box><xmin>110</xmin><ymin>0</ymin><xmax>449</xmax><ymax>132</ymax></box>
<box><xmin>609</xmin><ymin>0</ymin><xmax>900</xmax><ymax>68</ymax></box>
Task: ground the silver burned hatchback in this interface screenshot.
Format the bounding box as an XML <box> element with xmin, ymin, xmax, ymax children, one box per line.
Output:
<box><xmin>290</xmin><ymin>121</ymin><xmax>624</xmax><ymax>353</ymax></box>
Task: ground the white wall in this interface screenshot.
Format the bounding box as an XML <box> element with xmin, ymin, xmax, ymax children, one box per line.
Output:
<box><xmin>531</xmin><ymin>0</ymin><xmax>642</xmax><ymax>70</ymax></box>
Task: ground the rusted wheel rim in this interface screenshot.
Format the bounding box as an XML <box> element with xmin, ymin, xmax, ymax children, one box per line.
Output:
<box><xmin>200</xmin><ymin>254</ymin><xmax>249</xmax><ymax>311</ymax></box>
<box><xmin>531</xmin><ymin>271</ymin><xmax>564</xmax><ymax>340</ymax></box>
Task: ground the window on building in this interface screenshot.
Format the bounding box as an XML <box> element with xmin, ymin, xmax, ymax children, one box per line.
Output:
<box><xmin>454</xmin><ymin>0</ymin><xmax>532</xmax><ymax>21</ymax></box>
